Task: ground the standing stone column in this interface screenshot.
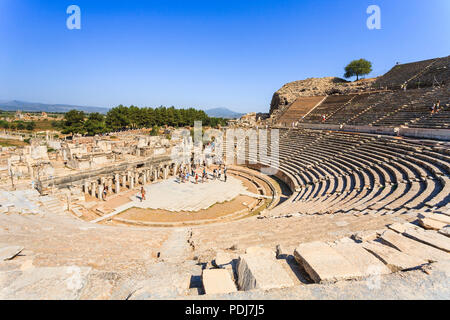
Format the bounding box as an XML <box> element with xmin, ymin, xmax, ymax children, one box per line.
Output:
<box><xmin>130</xmin><ymin>176</ymin><xmax>135</xmax><ymax>189</ymax></box>
<box><xmin>115</xmin><ymin>174</ymin><xmax>120</xmax><ymax>193</ymax></box>
<box><xmin>108</xmin><ymin>178</ymin><xmax>113</xmax><ymax>194</ymax></box>
<box><xmin>91</xmin><ymin>181</ymin><xmax>97</xmax><ymax>198</ymax></box>
<box><xmin>84</xmin><ymin>181</ymin><xmax>90</xmax><ymax>194</ymax></box>
<box><xmin>142</xmin><ymin>172</ymin><xmax>147</xmax><ymax>186</ymax></box>
<box><xmin>98</xmin><ymin>184</ymin><xmax>104</xmax><ymax>200</ymax></box>
<box><xmin>154</xmin><ymin>168</ymin><xmax>158</xmax><ymax>182</ymax></box>
<box><xmin>164</xmin><ymin>166</ymin><xmax>168</xmax><ymax>180</ymax></box>
<box><xmin>135</xmin><ymin>172</ymin><xmax>139</xmax><ymax>185</ymax></box>
<box><xmin>122</xmin><ymin>174</ymin><xmax>127</xmax><ymax>188</ymax></box>
<box><xmin>127</xmin><ymin>171</ymin><xmax>132</xmax><ymax>188</ymax></box>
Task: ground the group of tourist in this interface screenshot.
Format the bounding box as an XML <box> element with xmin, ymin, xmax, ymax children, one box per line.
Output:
<box><xmin>93</xmin><ymin>162</ymin><xmax>230</xmax><ymax>204</ymax></box>
<box><xmin>178</xmin><ymin>163</ymin><xmax>228</xmax><ymax>184</ymax></box>
<box><xmin>431</xmin><ymin>100</ymin><xmax>442</xmax><ymax>114</ymax></box>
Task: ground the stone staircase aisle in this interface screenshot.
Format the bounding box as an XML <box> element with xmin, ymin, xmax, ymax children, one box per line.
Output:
<box><xmin>40</xmin><ymin>196</ymin><xmax>67</xmax><ymax>216</ymax></box>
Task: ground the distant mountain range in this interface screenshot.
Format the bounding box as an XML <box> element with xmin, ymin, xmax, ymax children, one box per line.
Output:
<box><xmin>0</xmin><ymin>100</ymin><xmax>109</xmax><ymax>114</ymax></box>
<box><xmin>204</xmin><ymin>108</ymin><xmax>244</xmax><ymax>119</ymax></box>
<box><xmin>0</xmin><ymin>100</ymin><xmax>245</xmax><ymax>119</ymax></box>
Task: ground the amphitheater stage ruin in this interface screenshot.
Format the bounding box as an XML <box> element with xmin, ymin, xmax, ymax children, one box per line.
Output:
<box><xmin>91</xmin><ymin>169</ymin><xmax>275</xmax><ymax>227</ymax></box>
<box><xmin>0</xmin><ymin>56</ymin><xmax>450</xmax><ymax>300</ymax></box>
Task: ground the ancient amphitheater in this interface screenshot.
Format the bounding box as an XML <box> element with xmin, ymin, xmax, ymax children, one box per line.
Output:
<box><xmin>0</xmin><ymin>56</ymin><xmax>449</xmax><ymax>300</ymax></box>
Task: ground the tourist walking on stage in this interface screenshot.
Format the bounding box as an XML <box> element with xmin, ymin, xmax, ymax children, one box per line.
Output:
<box><xmin>103</xmin><ymin>185</ymin><xmax>108</xmax><ymax>201</ymax></box>
<box><xmin>140</xmin><ymin>187</ymin><xmax>146</xmax><ymax>202</ymax></box>
<box><xmin>195</xmin><ymin>173</ymin><xmax>199</xmax><ymax>184</ymax></box>
<box><xmin>224</xmin><ymin>166</ymin><xmax>228</xmax><ymax>182</ymax></box>
<box><xmin>218</xmin><ymin>168</ymin><xmax>222</xmax><ymax>180</ymax></box>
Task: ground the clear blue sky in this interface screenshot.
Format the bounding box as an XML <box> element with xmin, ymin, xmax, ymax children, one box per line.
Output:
<box><xmin>1</xmin><ymin>0</ymin><xmax>449</xmax><ymax>113</ymax></box>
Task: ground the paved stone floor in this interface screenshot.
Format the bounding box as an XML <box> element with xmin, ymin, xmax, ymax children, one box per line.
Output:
<box><xmin>100</xmin><ymin>176</ymin><xmax>248</xmax><ymax>219</ymax></box>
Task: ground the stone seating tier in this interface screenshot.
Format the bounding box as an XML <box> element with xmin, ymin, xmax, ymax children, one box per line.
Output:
<box><xmin>225</xmin><ymin>129</ymin><xmax>449</xmax><ymax>215</ymax></box>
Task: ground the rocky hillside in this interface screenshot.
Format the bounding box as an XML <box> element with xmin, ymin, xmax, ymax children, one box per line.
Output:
<box><xmin>270</xmin><ymin>77</ymin><xmax>376</xmax><ymax>116</ymax></box>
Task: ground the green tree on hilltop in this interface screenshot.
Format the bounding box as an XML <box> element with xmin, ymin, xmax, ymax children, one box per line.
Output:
<box><xmin>344</xmin><ymin>59</ymin><xmax>373</xmax><ymax>81</ymax></box>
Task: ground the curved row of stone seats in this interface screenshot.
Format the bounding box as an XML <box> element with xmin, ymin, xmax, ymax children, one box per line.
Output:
<box><xmin>408</xmin><ymin>108</ymin><xmax>450</xmax><ymax>129</ymax></box>
<box><xmin>298</xmin><ymin>154</ymin><xmax>394</xmax><ymax>211</ymax></box>
<box><xmin>237</xmin><ymin>133</ymin><xmax>364</xmax><ymax>213</ymax></box>
<box><xmin>338</xmin><ymin>138</ymin><xmax>447</xmax><ymax>211</ymax></box>
<box><xmin>281</xmin><ymin>137</ymin><xmax>367</xmax><ymax>208</ymax></box>
<box><xmin>316</xmin><ymin>93</ymin><xmax>383</xmax><ymax>124</ymax></box>
<box><xmin>300</xmin><ymin>94</ymin><xmax>358</xmax><ymax>123</ymax></box>
<box><xmin>277</xmin><ymin>96</ymin><xmax>325</xmax><ymax>126</ymax></box>
<box><xmin>249</xmin><ymin>129</ymin><xmax>449</xmax><ymax>215</ymax></box>
<box><xmin>413</xmin><ymin>56</ymin><xmax>450</xmax><ymax>87</ymax></box>
<box><xmin>323</xmin><ymin>92</ymin><xmax>392</xmax><ymax>125</ymax></box>
<box><xmin>226</xmin><ymin>128</ymin><xmax>448</xmax><ymax>216</ymax></box>
<box><xmin>350</xmin><ymin>146</ymin><xmax>423</xmax><ymax>211</ymax></box>
<box><xmin>373</xmin><ymin>58</ymin><xmax>438</xmax><ymax>90</ymax></box>
<box><xmin>350</xmin><ymin>138</ymin><xmax>448</xmax><ymax>209</ymax></box>
<box><xmin>372</xmin><ymin>85</ymin><xmax>450</xmax><ymax>127</ymax></box>
<box><xmin>346</xmin><ymin>87</ymin><xmax>435</xmax><ymax>126</ymax></box>
<box><xmin>297</xmin><ymin>86</ymin><xmax>448</xmax><ymax>128</ymax></box>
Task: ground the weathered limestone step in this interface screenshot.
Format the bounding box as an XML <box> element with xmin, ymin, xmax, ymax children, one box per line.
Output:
<box><xmin>387</xmin><ymin>222</ymin><xmax>420</xmax><ymax>234</ymax></box>
<box><xmin>403</xmin><ymin>228</ymin><xmax>450</xmax><ymax>253</ymax></box>
<box><xmin>361</xmin><ymin>241</ymin><xmax>427</xmax><ymax>272</ymax></box>
<box><xmin>128</xmin><ymin>261</ymin><xmax>197</xmax><ymax>299</ymax></box>
<box><xmin>202</xmin><ymin>269</ymin><xmax>237</xmax><ymax>295</ymax></box>
<box><xmin>0</xmin><ymin>246</ymin><xmax>24</xmax><ymax>261</ymax></box>
<box><xmin>438</xmin><ymin>227</ymin><xmax>450</xmax><ymax>237</ymax></box>
<box><xmin>294</xmin><ymin>241</ymin><xmax>362</xmax><ymax>283</ymax></box>
<box><xmin>419</xmin><ymin>218</ymin><xmax>448</xmax><ymax>230</ymax></box>
<box><xmin>379</xmin><ymin>230</ymin><xmax>449</xmax><ymax>262</ymax></box>
<box><xmin>237</xmin><ymin>254</ymin><xmax>294</xmax><ymax>291</ymax></box>
<box><xmin>420</xmin><ymin>212</ymin><xmax>450</xmax><ymax>225</ymax></box>
<box><xmin>213</xmin><ymin>251</ymin><xmax>232</xmax><ymax>268</ymax></box>
<box><xmin>245</xmin><ymin>246</ymin><xmax>276</xmax><ymax>259</ymax></box>
<box><xmin>332</xmin><ymin>242</ymin><xmax>391</xmax><ymax>277</ymax></box>
<box><xmin>0</xmin><ymin>266</ymin><xmax>91</xmax><ymax>300</ymax></box>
